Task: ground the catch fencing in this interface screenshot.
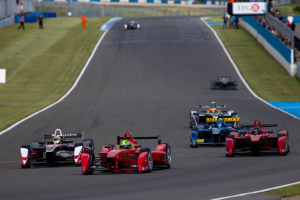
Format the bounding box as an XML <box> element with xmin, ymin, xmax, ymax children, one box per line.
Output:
<box><xmin>265</xmin><ymin>12</ymin><xmax>294</xmax><ymax>49</ymax></box>
<box><xmin>0</xmin><ymin>0</ymin><xmax>36</xmax><ymax>28</ymax></box>
<box><xmin>37</xmin><ymin>2</ymin><xmax>220</xmax><ymax>17</ymax></box>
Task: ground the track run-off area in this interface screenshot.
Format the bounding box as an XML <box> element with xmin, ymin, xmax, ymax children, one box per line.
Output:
<box><xmin>0</xmin><ymin>16</ymin><xmax>300</xmax><ymax>200</ymax></box>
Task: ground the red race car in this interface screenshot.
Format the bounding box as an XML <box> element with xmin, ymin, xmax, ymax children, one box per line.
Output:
<box><xmin>81</xmin><ymin>132</ymin><xmax>171</xmax><ymax>175</ymax></box>
<box><xmin>226</xmin><ymin>120</ymin><xmax>290</xmax><ymax>156</ymax></box>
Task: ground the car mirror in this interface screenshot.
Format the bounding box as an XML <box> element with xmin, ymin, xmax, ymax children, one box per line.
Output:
<box><xmin>134</xmin><ymin>145</ymin><xmax>141</xmax><ymax>148</ymax></box>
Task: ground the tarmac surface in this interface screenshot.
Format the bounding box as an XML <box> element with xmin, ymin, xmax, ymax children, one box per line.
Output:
<box><xmin>0</xmin><ymin>16</ymin><xmax>299</xmax><ymax>200</ymax></box>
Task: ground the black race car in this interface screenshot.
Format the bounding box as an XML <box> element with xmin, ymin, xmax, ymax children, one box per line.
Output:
<box><xmin>211</xmin><ymin>74</ymin><xmax>237</xmax><ymax>90</ymax></box>
<box><xmin>20</xmin><ymin>129</ymin><xmax>94</xmax><ymax>168</ymax></box>
<box><xmin>124</xmin><ymin>20</ymin><xmax>141</xmax><ymax>30</ymax></box>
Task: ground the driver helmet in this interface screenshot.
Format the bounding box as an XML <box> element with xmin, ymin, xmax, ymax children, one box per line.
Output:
<box><xmin>252</xmin><ymin>128</ymin><xmax>261</xmax><ymax>135</ymax></box>
<box><xmin>53</xmin><ymin>136</ymin><xmax>61</xmax><ymax>144</ymax></box>
<box><xmin>210</xmin><ymin>102</ymin><xmax>216</xmax><ymax>108</ymax></box>
<box><xmin>120</xmin><ymin>140</ymin><xmax>131</xmax><ymax>149</ymax></box>
<box><xmin>216</xmin><ymin>121</ymin><xmax>223</xmax><ymax>129</ymax></box>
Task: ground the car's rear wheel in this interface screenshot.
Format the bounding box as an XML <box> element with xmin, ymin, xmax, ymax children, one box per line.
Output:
<box><xmin>161</xmin><ymin>143</ymin><xmax>171</xmax><ymax>169</ymax></box>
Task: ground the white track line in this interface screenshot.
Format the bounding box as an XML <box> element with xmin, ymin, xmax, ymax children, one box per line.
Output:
<box><xmin>211</xmin><ymin>181</ymin><xmax>300</xmax><ymax>200</ymax></box>
<box><xmin>201</xmin><ymin>17</ymin><xmax>300</xmax><ymax>199</ymax></box>
<box><xmin>0</xmin><ymin>18</ymin><xmax>121</xmax><ymax>136</ymax></box>
<box><xmin>201</xmin><ymin>17</ymin><xmax>299</xmax><ymax>120</ymax></box>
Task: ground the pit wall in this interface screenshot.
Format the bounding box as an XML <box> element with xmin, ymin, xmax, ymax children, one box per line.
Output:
<box><xmin>241</xmin><ymin>16</ymin><xmax>296</xmax><ymax>76</ymax></box>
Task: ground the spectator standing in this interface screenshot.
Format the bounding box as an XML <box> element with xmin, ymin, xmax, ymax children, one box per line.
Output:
<box><xmin>81</xmin><ymin>15</ymin><xmax>87</xmax><ymax>29</ymax></box>
<box><xmin>286</xmin><ymin>18</ymin><xmax>291</xmax><ymax>28</ymax></box>
<box><xmin>291</xmin><ymin>21</ymin><xmax>296</xmax><ymax>32</ymax></box>
<box><xmin>235</xmin><ymin>16</ymin><xmax>239</xmax><ymax>29</ymax></box>
<box><xmin>223</xmin><ymin>14</ymin><xmax>228</xmax><ymax>29</ymax></box>
<box><xmin>38</xmin><ymin>15</ymin><xmax>43</xmax><ymax>29</ymax></box>
<box><xmin>18</xmin><ymin>15</ymin><xmax>25</xmax><ymax>30</ymax></box>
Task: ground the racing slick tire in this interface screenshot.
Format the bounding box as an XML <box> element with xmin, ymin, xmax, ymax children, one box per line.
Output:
<box><xmin>140</xmin><ymin>148</ymin><xmax>153</xmax><ymax>172</ymax></box>
<box><xmin>83</xmin><ymin>139</ymin><xmax>94</xmax><ymax>151</ymax></box>
<box><xmin>161</xmin><ymin>143</ymin><xmax>171</xmax><ymax>169</ymax></box>
<box><xmin>21</xmin><ymin>145</ymin><xmax>31</xmax><ymax>168</ymax></box>
<box><xmin>83</xmin><ymin>149</ymin><xmax>95</xmax><ymax>175</ymax></box>
<box><xmin>210</xmin><ymin>84</ymin><xmax>215</xmax><ymax>90</ymax></box>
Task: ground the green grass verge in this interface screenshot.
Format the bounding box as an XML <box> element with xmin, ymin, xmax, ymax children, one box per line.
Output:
<box><xmin>0</xmin><ymin>17</ymin><xmax>109</xmax><ymax>130</ymax></box>
<box><xmin>267</xmin><ymin>184</ymin><xmax>300</xmax><ymax>198</ymax></box>
<box><xmin>37</xmin><ymin>3</ymin><xmax>220</xmax><ymax>17</ymax></box>
<box><xmin>275</xmin><ymin>4</ymin><xmax>300</xmax><ymax>16</ymax></box>
<box><xmin>210</xmin><ymin>24</ymin><xmax>300</xmax><ymax>101</ymax></box>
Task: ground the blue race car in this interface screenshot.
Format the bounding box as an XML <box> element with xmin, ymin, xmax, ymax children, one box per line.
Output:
<box><xmin>190</xmin><ymin>114</ymin><xmax>240</xmax><ymax>147</ymax></box>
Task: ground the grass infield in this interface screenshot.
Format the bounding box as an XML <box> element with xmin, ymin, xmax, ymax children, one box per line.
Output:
<box><xmin>0</xmin><ymin>17</ymin><xmax>109</xmax><ymax>131</ymax></box>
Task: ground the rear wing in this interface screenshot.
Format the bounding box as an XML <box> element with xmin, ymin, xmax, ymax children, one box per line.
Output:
<box><xmin>206</xmin><ymin>117</ymin><xmax>240</xmax><ymax>122</ymax></box>
<box><xmin>198</xmin><ymin>105</ymin><xmax>226</xmax><ymax>109</ymax></box>
<box><xmin>117</xmin><ymin>135</ymin><xmax>161</xmax><ymax>145</ymax></box>
<box><xmin>44</xmin><ymin>132</ymin><xmax>84</xmax><ymax>140</ymax></box>
<box><xmin>241</xmin><ymin>124</ymin><xmax>277</xmax><ymax>128</ymax></box>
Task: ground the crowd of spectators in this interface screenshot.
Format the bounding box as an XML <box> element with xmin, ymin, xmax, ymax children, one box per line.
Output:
<box><xmin>256</xmin><ymin>8</ymin><xmax>296</xmax><ymax>49</ymax></box>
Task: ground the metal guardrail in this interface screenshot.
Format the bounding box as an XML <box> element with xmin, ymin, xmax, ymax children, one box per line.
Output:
<box><xmin>0</xmin><ymin>16</ymin><xmax>15</xmax><ymax>29</ymax></box>
<box><xmin>265</xmin><ymin>12</ymin><xmax>294</xmax><ymax>49</ymax></box>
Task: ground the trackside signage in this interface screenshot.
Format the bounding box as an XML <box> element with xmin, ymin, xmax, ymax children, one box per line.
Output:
<box><xmin>232</xmin><ymin>3</ymin><xmax>266</xmax><ymax>15</ymax></box>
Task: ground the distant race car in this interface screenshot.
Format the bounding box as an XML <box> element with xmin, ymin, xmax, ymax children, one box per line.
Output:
<box><xmin>81</xmin><ymin>132</ymin><xmax>171</xmax><ymax>175</ymax></box>
<box><xmin>211</xmin><ymin>74</ymin><xmax>237</xmax><ymax>90</ymax></box>
<box><xmin>190</xmin><ymin>114</ymin><xmax>240</xmax><ymax>147</ymax></box>
<box><xmin>124</xmin><ymin>20</ymin><xmax>141</xmax><ymax>30</ymax></box>
<box><xmin>225</xmin><ymin>120</ymin><xmax>290</xmax><ymax>156</ymax></box>
<box><xmin>20</xmin><ymin>129</ymin><xmax>94</xmax><ymax>168</ymax></box>
<box><xmin>189</xmin><ymin>101</ymin><xmax>237</xmax><ymax>128</ymax></box>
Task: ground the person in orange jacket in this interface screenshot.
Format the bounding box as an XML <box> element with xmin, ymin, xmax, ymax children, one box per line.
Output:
<box><xmin>18</xmin><ymin>15</ymin><xmax>25</xmax><ymax>30</ymax></box>
<box><xmin>81</xmin><ymin>15</ymin><xmax>87</xmax><ymax>29</ymax></box>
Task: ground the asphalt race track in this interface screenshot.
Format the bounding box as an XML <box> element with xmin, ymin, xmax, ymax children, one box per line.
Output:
<box><xmin>1</xmin><ymin>16</ymin><xmax>299</xmax><ymax>200</ymax></box>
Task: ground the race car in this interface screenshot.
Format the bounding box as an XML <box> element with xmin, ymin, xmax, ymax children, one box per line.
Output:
<box><xmin>190</xmin><ymin>114</ymin><xmax>240</xmax><ymax>147</ymax></box>
<box><xmin>81</xmin><ymin>132</ymin><xmax>171</xmax><ymax>175</ymax></box>
<box><xmin>189</xmin><ymin>101</ymin><xmax>237</xmax><ymax>128</ymax></box>
<box><xmin>20</xmin><ymin>129</ymin><xmax>94</xmax><ymax>168</ymax></box>
<box><xmin>225</xmin><ymin>120</ymin><xmax>290</xmax><ymax>156</ymax></box>
<box><xmin>124</xmin><ymin>20</ymin><xmax>141</xmax><ymax>30</ymax></box>
<box><xmin>210</xmin><ymin>74</ymin><xmax>237</xmax><ymax>90</ymax></box>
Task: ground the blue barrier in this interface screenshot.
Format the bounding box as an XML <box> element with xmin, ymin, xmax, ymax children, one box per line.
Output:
<box><xmin>242</xmin><ymin>16</ymin><xmax>291</xmax><ymax>64</ymax></box>
<box><xmin>293</xmin><ymin>16</ymin><xmax>300</xmax><ymax>23</ymax></box>
<box><xmin>16</xmin><ymin>11</ymin><xmax>56</xmax><ymax>23</ymax></box>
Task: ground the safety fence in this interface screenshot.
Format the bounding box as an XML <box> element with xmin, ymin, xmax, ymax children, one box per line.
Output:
<box><xmin>0</xmin><ymin>0</ymin><xmax>37</xmax><ymax>29</ymax></box>
<box><xmin>37</xmin><ymin>1</ymin><xmax>220</xmax><ymax>17</ymax></box>
<box><xmin>241</xmin><ymin>16</ymin><xmax>296</xmax><ymax>76</ymax></box>
<box><xmin>265</xmin><ymin>12</ymin><xmax>294</xmax><ymax>49</ymax></box>
<box><xmin>0</xmin><ymin>16</ymin><xmax>14</xmax><ymax>29</ymax></box>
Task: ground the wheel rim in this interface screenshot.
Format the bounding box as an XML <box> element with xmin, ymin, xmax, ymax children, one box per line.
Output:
<box><xmin>148</xmin><ymin>152</ymin><xmax>153</xmax><ymax>170</ymax></box>
<box><xmin>167</xmin><ymin>146</ymin><xmax>171</xmax><ymax>166</ymax></box>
